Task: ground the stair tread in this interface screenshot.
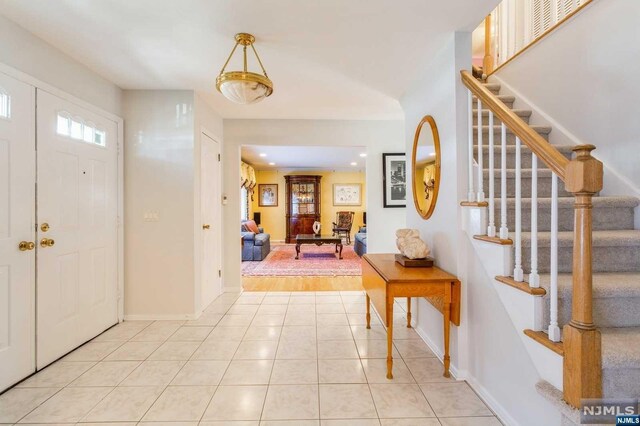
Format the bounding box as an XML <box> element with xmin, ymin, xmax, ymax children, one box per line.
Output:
<box><xmin>476</xmin><ymin>143</ymin><xmax>573</xmax><ymax>152</ymax></box>
<box><xmin>483</xmin><ymin>168</ymin><xmax>566</xmax><ymax>177</ymax></box>
<box><xmin>539</xmin><ymin>272</ymin><xmax>640</xmax><ymax>299</ymax></box>
<box><xmin>473</xmin><ymin>94</ymin><xmax>514</xmax><ymax>102</ymax></box>
<box><xmin>474</xmin><ymin>124</ymin><xmax>552</xmax><ymax>134</ymax></box>
<box><xmin>482</xmin><ymin>83</ymin><xmax>501</xmax><ymax>89</ymax></box>
<box><xmin>504</xmin><ymin>196</ymin><xmax>640</xmax><ymax>208</ymax></box>
<box><xmin>518</xmin><ymin>230</ymin><xmax>640</xmax><ymax>246</ymax></box>
<box><xmin>601</xmin><ymin>327</ymin><xmax>640</xmax><ymax>369</ymax></box>
<box><xmin>473</xmin><ymin>109</ymin><xmax>531</xmax><ymax>116</ymax></box>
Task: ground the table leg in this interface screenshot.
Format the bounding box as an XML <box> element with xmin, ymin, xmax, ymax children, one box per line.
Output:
<box><xmin>443</xmin><ymin>282</ymin><xmax>452</xmax><ymax>378</ymax></box>
<box><xmin>407</xmin><ymin>297</ymin><xmax>412</xmax><ymax>328</ymax></box>
<box><xmin>337</xmin><ymin>242</ymin><xmax>343</xmax><ymax>259</ymax></box>
<box><xmin>366</xmin><ymin>294</ymin><xmax>371</xmax><ymax>329</ymax></box>
<box><xmin>386</xmin><ymin>303</ymin><xmax>394</xmax><ymax>379</ymax></box>
<box><xmin>295</xmin><ymin>243</ymin><xmax>300</xmax><ymax>260</ymax></box>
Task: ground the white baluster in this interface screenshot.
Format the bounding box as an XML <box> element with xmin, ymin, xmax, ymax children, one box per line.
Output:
<box><xmin>548</xmin><ymin>172</ymin><xmax>561</xmax><ymax>342</ymax></box>
<box><xmin>499</xmin><ymin>123</ymin><xmax>509</xmax><ymax>239</ymax></box>
<box><xmin>468</xmin><ymin>91</ymin><xmax>475</xmax><ymax>202</ymax></box>
<box><xmin>529</xmin><ymin>153</ymin><xmax>539</xmax><ymax>287</ymax></box>
<box><xmin>477</xmin><ymin>100</ymin><xmax>485</xmax><ymax>202</ymax></box>
<box><xmin>487</xmin><ymin>112</ymin><xmax>496</xmax><ymax>237</ymax></box>
<box><xmin>513</xmin><ymin>136</ymin><xmax>524</xmax><ymax>282</ymax></box>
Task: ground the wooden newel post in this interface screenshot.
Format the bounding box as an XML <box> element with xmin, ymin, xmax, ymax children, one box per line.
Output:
<box><xmin>562</xmin><ymin>144</ymin><xmax>603</xmax><ymax>407</ymax></box>
<box><xmin>483</xmin><ymin>14</ymin><xmax>494</xmax><ymax>77</ymax></box>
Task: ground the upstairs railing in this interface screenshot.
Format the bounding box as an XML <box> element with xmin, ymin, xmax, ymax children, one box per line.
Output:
<box><xmin>461</xmin><ymin>70</ymin><xmax>603</xmax><ymax>407</ymax></box>
<box><xmin>480</xmin><ymin>0</ymin><xmax>593</xmax><ymax>76</ymax></box>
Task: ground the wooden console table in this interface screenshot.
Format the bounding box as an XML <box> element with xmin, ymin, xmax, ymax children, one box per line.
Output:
<box><xmin>362</xmin><ymin>254</ymin><xmax>461</xmax><ymax>379</ymax></box>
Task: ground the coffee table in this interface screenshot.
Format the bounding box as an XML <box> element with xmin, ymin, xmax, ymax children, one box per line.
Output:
<box><xmin>295</xmin><ymin>234</ymin><xmax>343</xmax><ymax>260</ymax></box>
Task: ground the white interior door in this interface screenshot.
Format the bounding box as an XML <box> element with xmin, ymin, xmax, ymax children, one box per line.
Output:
<box><xmin>201</xmin><ymin>133</ymin><xmax>221</xmax><ymax>307</ymax></box>
<box><xmin>0</xmin><ymin>73</ymin><xmax>36</xmax><ymax>390</ymax></box>
<box><xmin>36</xmin><ymin>89</ymin><xmax>118</xmax><ymax>368</ymax></box>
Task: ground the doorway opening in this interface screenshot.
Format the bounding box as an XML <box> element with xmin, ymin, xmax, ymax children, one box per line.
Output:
<box><xmin>239</xmin><ymin>145</ymin><xmax>368</xmax><ymax>292</ymax></box>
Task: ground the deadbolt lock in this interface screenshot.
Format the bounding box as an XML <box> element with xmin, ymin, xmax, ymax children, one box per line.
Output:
<box><xmin>18</xmin><ymin>241</ymin><xmax>36</xmax><ymax>251</ymax></box>
<box><xmin>41</xmin><ymin>223</ymin><xmax>50</xmax><ymax>232</ymax></box>
<box><xmin>40</xmin><ymin>238</ymin><xmax>55</xmax><ymax>248</ymax></box>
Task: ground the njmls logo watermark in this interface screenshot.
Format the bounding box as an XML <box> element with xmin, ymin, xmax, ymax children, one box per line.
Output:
<box><xmin>581</xmin><ymin>399</ymin><xmax>639</xmax><ymax>424</ymax></box>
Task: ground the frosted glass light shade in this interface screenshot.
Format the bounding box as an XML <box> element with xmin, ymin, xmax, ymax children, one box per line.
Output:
<box><xmin>216</xmin><ymin>71</ymin><xmax>273</xmax><ymax>105</ymax></box>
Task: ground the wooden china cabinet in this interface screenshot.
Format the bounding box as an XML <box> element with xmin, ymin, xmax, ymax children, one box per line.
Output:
<box><xmin>285</xmin><ymin>175</ymin><xmax>322</xmax><ymax>243</ymax></box>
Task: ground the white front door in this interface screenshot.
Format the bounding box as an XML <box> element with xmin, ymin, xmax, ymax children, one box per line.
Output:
<box><xmin>0</xmin><ymin>73</ymin><xmax>36</xmax><ymax>390</ymax></box>
<box><xmin>36</xmin><ymin>90</ymin><xmax>118</xmax><ymax>368</ymax></box>
<box><xmin>201</xmin><ymin>133</ymin><xmax>221</xmax><ymax>307</ymax></box>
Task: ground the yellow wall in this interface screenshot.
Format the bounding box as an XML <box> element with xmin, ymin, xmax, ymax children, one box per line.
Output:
<box><xmin>250</xmin><ymin>170</ymin><xmax>366</xmax><ymax>242</ymax></box>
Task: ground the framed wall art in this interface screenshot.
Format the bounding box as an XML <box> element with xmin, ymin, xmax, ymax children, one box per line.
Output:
<box><xmin>333</xmin><ymin>183</ymin><xmax>362</xmax><ymax>206</ymax></box>
<box><xmin>382</xmin><ymin>153</ymin><xmax>407</xmax><ymax>208</ymax></box>
<box><xmin>258</xmin><ymin>184</ymin><xmax>278</xmax><ymax>207</ymax></box>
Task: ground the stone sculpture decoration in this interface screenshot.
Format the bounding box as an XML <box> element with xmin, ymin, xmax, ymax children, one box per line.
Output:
<box><xmin>396</xmin><ymin>228</ymin><xmax>431</xmax><ymax>259</ymax></box>
<box><xmin>312</xmin><ymin>221</ymin><xmax>321</xmax><ymax>235</ymax></box>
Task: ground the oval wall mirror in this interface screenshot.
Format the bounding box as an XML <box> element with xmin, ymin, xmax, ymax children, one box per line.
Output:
<box><xmin>412</xmin><ymin>115</ymin><xmax>441</xmax><ymax>220</ymax></box>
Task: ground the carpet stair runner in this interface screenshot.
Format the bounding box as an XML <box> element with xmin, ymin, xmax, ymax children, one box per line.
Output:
<box><xmin>472</xmin><ymin>81</ymin><xmax>640</xmax><ymax>407</ymax></box>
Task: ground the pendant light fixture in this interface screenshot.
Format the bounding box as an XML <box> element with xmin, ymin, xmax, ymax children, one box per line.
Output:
<box><xmin>216</xmin><ymin>33</ymin><xmax>273</xmax><ymax>105</ymax></box>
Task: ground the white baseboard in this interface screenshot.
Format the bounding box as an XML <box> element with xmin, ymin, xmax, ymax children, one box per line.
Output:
<box><xmin>223</xmin><ymin>286</ymin><xmax>243</xmax><ymax>294</ymax></box>
<box><xmin>415</xmin><ymin>324</ymin><xmax>518</xmax><ymax>426</ymax></box>
<box><xmin>414</xmin><ymin>325</ymin><xmax>465</xmax><ymax>380</ymax></box>
<box><xmin>466</xmin><ymin>375</ymin><xmax>521</xmax><ymax>426</ymax></box>
<box><xmin>124</xmin><ymin>313</ymin><xmax>198</xmax><ymax>321</ymax></box>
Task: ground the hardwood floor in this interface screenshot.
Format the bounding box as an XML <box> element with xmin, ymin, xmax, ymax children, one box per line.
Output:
<box><xmin>242</xmin><ymin>275</ymin><xmax>363</xmax><ymax>292</ymax></box>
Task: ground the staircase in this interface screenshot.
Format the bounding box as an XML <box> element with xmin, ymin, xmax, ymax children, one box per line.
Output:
<box><xmin>463</xmin><ymin>74</ymin><xmax>640</xmax><ymax>415</ymax></box>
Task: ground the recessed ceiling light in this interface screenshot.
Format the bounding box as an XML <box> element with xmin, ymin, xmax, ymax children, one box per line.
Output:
<box><xmin>359</xmin><ymin>153</ymin><xmax>367</xmax><ymax>157</ymax></box>
<box><xmin>269</xmin><ymin>162</ymin><xmax>275</xmax><ymax>166</ymax></box>
<box><xmin>259</xmin><ymin>153</ymin><xmax>267</xmax><ymax>157</ymax></box>
<box><xmin>350</xmin><ymin>162</ymin><xmax>357</xmax><ymax>166</ymax></box>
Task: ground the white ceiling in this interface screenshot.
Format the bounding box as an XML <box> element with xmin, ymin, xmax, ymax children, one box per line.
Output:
<box><xmin>242</xmin><ymin>145</ymin><xmax>366</xmax><ymax>171</ymax></box>
<box><xmin>0</xmin><ymin>0</ymin><xmax>496</xmax><ymax>119</ymax></box>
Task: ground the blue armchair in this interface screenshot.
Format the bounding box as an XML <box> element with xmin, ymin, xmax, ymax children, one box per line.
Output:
<box><xmin>354</xmin><ymin>226</ymin><xmax>367</xmax><ymax>257</ymax></box>
<box><xmin>241</xmin><ymin>220</ymin><xmax>271</xmax><ymax>261</ymax></box>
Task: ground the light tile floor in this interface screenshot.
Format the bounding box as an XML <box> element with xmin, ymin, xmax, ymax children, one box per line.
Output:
<box><xmin>0</xmin><ymin>291</ymin><xmax>502</xmax><ymax>425</ymax></box>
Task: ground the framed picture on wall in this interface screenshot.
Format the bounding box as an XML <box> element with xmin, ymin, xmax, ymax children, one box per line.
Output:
<box><xmin>382</xmin><ymin>153</ymin><xmax>406</xmax><ymax>208</ymax></box>
<box><xmin>258</xmin><ymin>184</ymin><xmax>278</xmax><ymax>207</ymax></box>
<box><xmin>333</xmin><ymin>183</ymin><xmax>362</xmax><ymax>206</ymax></box>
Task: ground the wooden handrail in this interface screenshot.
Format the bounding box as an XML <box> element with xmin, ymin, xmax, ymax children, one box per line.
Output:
<box><xmin>461</xmin><ymin>70</ymin><xmax>569</xmax><ymax>180</ymax></box>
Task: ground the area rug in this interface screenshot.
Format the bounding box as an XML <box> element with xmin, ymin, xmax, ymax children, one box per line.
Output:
<box><xmin>241</xmin><ymin>244</ymin><xmax>362</xmax><ymax>276</ymax></box>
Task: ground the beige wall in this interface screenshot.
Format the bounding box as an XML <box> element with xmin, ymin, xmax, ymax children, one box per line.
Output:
<box><xmin>249</xmin><ymin>170</ymin><xmax>366</xmax><ymax>242</ymax></box>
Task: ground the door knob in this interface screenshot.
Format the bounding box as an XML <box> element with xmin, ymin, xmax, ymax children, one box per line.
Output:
<box><xmin>40</xmin><ymin>223</ymin><xmax>50</xmax><ymax>232</ymax></box>
<box><xmin>40</xmin><ymin>238</ymin><xmax>55</xmax><ymax>248</ymax></box>
<box><xmin>202</xmin><ymin>224</ymin><xmax>211</xmax><ymax>230</ymax></box>
<box><xmin>18</xmin><ymin>241</ymin><xmax>35</xmax><ymax>251</ymax></box>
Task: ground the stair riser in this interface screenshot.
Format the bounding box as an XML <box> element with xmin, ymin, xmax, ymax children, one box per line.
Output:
<box><xmin>497</xmin><ymin>206</ymin><xmax>636</xmax><ymax>232</ymax></box>
<box><xmin>474</xmin><ymin>130</ymin><xmax>549</xmax><ymax>145</ymax></box>
<box><xmin>483</xmin><ymin>175</ymin><xmax>572</xmax><ymax>198</ymax></box>
<box><xmin>543</xmin><ymin>297</ymin><xmax>640</xmax><ymax>328</ymax></box>
<box><xmin>603</xmin><ymin>369</ymin><xmax>640</xmax><ymax>398</ymax></box>
<box><xmin>473</xmin><ymin>99</ymin><xmax>515</xmax><ymax>109</ymax></box>
<box><xmin>474</xmin><ymin>148</ymin><xmax>571</xmax><ymax>169</ymax></box>
<box><xmin>473</xmin><ymin>114</ymin><xmax>531</xmax><ymax>126</ymax></box>
<box><xmin>521</xmin><ymin>245</ymin><xmax>640</xmax><ymax>273</ymax></box>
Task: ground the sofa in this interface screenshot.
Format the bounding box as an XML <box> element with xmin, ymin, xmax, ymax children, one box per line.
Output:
<box><xmin>241</xmin><ymin>220</ymin><xmax>271</xmax><ymax>261</ymax></box>
<box><xmin>354</xmin><ymin>226</ymin><xmax>367</xmax><ymax>257</ymax></box>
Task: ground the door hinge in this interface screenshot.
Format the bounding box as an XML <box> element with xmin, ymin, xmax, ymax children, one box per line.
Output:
<box><xmin>218</xmin><ymin>153</ymin><xmax>221</xmax><ymax>161</ymax></box>
<box><xmin>218</xmin><ymin>270</ymin><xmax>222</xmax><ymax>277</ymax></box>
